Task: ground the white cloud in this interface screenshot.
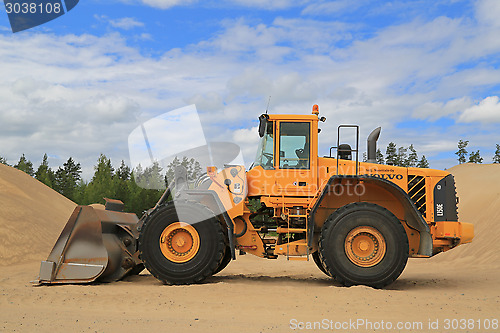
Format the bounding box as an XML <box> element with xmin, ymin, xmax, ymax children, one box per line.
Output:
<box><xmin>413</xmin><ymin>97</ymin><xmax>471</xmax><ymax>121</ymax></box>
<box><xmin>94</xmin><ymin>15</ymin><xmax>144</xmax><ymax>30</ymax></box>
<box><xmin>0</xmin><ymin>34</ymin><xmax>164</xmax><ymax>176</ymax></box>
<box><xmin>302</xmin><ymin>0</ymin><xmax>365</xmax><ymax>15</ymax></box>
<box><xmin>458</xmin><ymin>96</ymin><xmax>500</xmax><ymax>123</ymax></box>
<box><xmin>232</xmin><ymin>126</ymin><xmax>260</xmax><ymax>163</ymax></box>
<box><xmin>137</xmin><ymin>33</ymin><xmax>153</xmax><ymax>41</ymax></box>
<box><xmin>225</xmin><ymin>0</ymin><xmax>306</xmax><ymax>10</ymax></box>
<box><xmin>186</xmin><ymin>92</ymin><xmax>224</xmax><ymax>112</ymax></box>
<box><xmin>2</xmin><ymin>0</ymin><xmax>500</xmax><ymax>175</ymax></box>
<box><xmin>198</xmin><ymin>17</ymin><xmax>350</xmax><ymax>58</ymax></box>
<box><xmin>0</xmin><ymin>32</ymin><xmax>262</xmax><ymax>177</ymax></box>
<box><xmin>124</xmin><ymin>0</ymin><xmax>304</xmax><ymax>10</ymax></box>
<box><xmin>232</xmin><ymin>126</ymin><xmax>259</xmax><ymax>144</ymax></box>
<box><xmin>475</xmin><ymin>0</ymin><xmax>500</xmax><ymax>27</ymax></box>
<box><xmin>420</xmin><ymin>140</ymin><xmax>458</xmax><ymax>153</ymax></box>
<box><xmin>109</xmin><ymin>17</ymin><xmax>144</xmax><ymax>30</ymax></box>
<box><xmin>139</xmin><ymin>0</ymin><xmax>197</xmax><ymax>9</ymax></box>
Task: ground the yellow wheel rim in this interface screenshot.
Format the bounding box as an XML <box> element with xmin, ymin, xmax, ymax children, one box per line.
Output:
<box><xmin>159</xmin><ymin>222</ymin><xmax>200</xmax><ymax>263</ymax></box>
<box><xmin>345</xmin><ymin>226</ymin><xmax>386</xmax><ymax>267</ymax></box>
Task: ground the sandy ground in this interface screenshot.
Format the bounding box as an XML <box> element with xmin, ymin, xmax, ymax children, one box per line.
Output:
<box><xmin>1</xmin><ymin>163</ymin><xmax>499</xmax><ymax>332</ymax></box>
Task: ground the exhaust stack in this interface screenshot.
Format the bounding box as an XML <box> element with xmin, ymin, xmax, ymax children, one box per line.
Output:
<box><xmin>367</xmin><ymin>127</ymin><xmax>381</xmax><ymax>163</ymax></box>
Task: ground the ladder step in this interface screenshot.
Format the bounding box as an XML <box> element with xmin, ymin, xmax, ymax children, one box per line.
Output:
<box><xmin>287</xmin><ymin>256</ymin><xmax>309</xmax><ymax>261</ymax></box>
<box><xmin>276</xmin><ymin>227</ymin><xmax>307</xmax><ymax>233</ymax></box>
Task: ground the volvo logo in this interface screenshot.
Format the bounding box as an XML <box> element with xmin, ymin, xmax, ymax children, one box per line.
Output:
<box><xmin>369</xmin><ymin>173</ymin><xmax>404</xmax><ymax>181</ymax></box>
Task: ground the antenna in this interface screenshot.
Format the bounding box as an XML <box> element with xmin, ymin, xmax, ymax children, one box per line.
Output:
<box><xmin>265</xmin><ymin>96</ymin><xmax>271</xmax><ymax>114</ymax></box>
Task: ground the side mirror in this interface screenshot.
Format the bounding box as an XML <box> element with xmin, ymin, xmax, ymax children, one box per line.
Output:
<box><xmin>280</xmin><ymin>151</ymin><xmax>285</xmax><ymax>157</ymax></box>
<box><xmin>258</xmin><ymin>114</ymin><xmax>269</xmax><ymax>137</ymax></box>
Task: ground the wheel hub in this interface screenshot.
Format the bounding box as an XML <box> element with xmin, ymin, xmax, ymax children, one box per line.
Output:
<box><xmin>159</xmin><ymin>222</ymin><xmax>200</xmax><ymax>263</ymax></box>
<box><xmin>345</xmin><ymin>226</ymin><xmax>386</xmax><ymax>267</ymax></box>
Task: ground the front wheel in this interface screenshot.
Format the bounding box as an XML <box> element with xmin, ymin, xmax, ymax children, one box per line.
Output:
<box><xmin>213</xmin><ymin>245</ymin><xmax>232</xmax><ymax>275</ymax></box>
<box><xmin>138</xmin><ymin>201</ymin><xmax>226</xmax><ymax>285</ymax></box>
<box><xmin>319</xmin><ymin>202</ymin><xmax>409</xmax><ymax>288</ymax></box>
<box><xmin>312</xmin><ymin>251</ymin><xmax>330</xmax><ymax>277</ymax></box>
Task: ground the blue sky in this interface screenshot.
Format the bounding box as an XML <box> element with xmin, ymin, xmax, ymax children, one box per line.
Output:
<box><xmin>1</xmin><ymin>0</ymin><xmax>499</xmax><ymax>178</ymax></box>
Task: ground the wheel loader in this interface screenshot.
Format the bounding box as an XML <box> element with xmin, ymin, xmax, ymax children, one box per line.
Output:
<box><xmin>38</xmin><ymin>105</ymin><xmax>474</xmax><ymax>288</ymax></box>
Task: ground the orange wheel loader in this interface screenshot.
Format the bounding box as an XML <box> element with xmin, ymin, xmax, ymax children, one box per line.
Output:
<box><xmin>38</xmin><ymin>105</ymin><xmax>474</xmax><ymax>288</ymax></box>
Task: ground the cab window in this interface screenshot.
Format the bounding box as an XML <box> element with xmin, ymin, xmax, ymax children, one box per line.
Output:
<box><xmin>253</xmin><ymin>121</ymin><xmax>274</xmax><ymax>169</ymax></box>
<box><xmin>279</xmin><ymin>122</ymin><xmax>310</xmax><ymax>169</ymax></box>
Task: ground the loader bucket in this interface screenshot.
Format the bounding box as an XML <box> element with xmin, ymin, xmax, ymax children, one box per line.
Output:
<box><xmin>38</xmin><ymin>199</ymin><xmax>143</xmax><ymax>284</ymax></box>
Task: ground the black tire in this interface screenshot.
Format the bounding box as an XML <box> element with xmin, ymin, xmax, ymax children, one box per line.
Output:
<box><xmin>213</xmin><ymin>245</ymin><xmax>232</xmax><ymax>275</ymax></box>
<box><xmin>138</xmin><ymin>201</ymin><xmax>226</xmax><ymax>285</ymax></box>
<box><xmin>319</xmin><ymin>202</ymin><xmax>409</xmax><ymax>288</ymax></box>
<box><xmin>312</xmin><ymin>251</ymin><xmax>330</xmax><ymax>277</ymax></box>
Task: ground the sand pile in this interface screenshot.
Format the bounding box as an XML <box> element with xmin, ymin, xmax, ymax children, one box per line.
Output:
<box><xmin>0</xmin><ymin>164</ymin><xmax>75</xmax><ymax>265</ymax></box>
<box><xmin>431</xmin><ymin>163</ymin><xmax>500</xmax><ymax>266</ymax></box>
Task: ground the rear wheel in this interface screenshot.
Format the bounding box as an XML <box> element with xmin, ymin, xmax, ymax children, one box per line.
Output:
<box><xmin>138</xmin><ymin>201</ymin><xmax>226</xmax><ymax>284</ymax></box>
<box><xmin>319</xmin><ymin>202</ymin><xmax>408</xmax><ymax>288</ymax></box>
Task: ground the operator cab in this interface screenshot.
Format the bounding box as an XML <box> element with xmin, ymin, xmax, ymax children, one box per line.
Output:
<box><xmin>253</xmin><ymin>115</ymin><xmax>312</xmax><ymax>170</ymax></box>
<box><xmin>250</xmin><ymin>110</ymin><xmax>319</xmax><ymax>196</ymax></box>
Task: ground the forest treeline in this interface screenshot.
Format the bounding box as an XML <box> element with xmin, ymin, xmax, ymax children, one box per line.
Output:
<box><xmin>0</xmin><ymin>153</ymin><xmax>201</xmax><ymax>216</ymax></box>
<box><xmin>1</xmin><ymin>140</ymin><xmax>498</xmax><ymax>215</ymax></box>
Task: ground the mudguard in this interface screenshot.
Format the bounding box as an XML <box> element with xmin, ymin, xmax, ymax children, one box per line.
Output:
<box><xmin>309</xmin><ymin>175</ymin><xmax>433</xmax><ymax>257</ymax></box>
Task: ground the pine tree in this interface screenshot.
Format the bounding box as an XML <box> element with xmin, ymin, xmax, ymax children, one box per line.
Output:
<box><xmin>14</xmin><ymin>154</ymin><xmax>34</xmax><ymax>176</ymax></box>
<box><xmin>468</xmin><ymin>150</ymin><xmax>483</xmax><ymax>163</ymax></box>
<box><xmin>417</xmin><ymin>155</ymin><xmax>429</xmax><ymax>168</ymax></box>
<box><xmin>84</xmin><ymin>154</ymin><xmax>115</xmax><ymax>204</ymax></box>
<box><xmin>0</xmin><ymin>156</ymin><xmax>9</xmax><ymax>166</ymax></box>
<box><xmin>35</xmin><ymin>154</ymin><xmax>55</xmax><ymax>187</ymax></box>
<box><xmin>143</xmin><ymin>161</ymin><xmax>165</xmax><ymax>190</ymax></box>
<box><xmin>395</xmin><ymin>146</ymin><xmax>408</xmax><ymax>167</ymax></box>
<box><xmin>165</xmin><ymin>157</ymin><xmax>181</xmax><ymax>185</ymax></box>
<box><xmin>116</xmin><ymin>160</ymin><xmax>131</xmax><ymax>181</ymax></box>
<box><xmin>181</xmin><ymin>156</ymin><xmax>191</xmax><ymax>178</ymax></box>
<box><xmin>164</xmin><ymin>156</ymin><xmax>203</xmax><ymax>184</ymax></box>
<box><xmin>455</xmin><ymin>139</ymin><xmax>469</xmax><ymax>164</ymax></box>
<box><xmin>134</xmin><ymin>161</ymin><xmax>164</xmax><ymax>190</ymax></box>
<box><xmin>187</xmin><ymin>158</ymin><xmax>203</xmax><ymax>182</ymax></box>
<box><xmin>493</xmin><ymin>144</ymin><xmax>500</xmax><ymax>164</ymax></box>
<box><xmin>126</xmin><ymin>171</ymin><xmax>143</xmax><ymax>215</ymax></box>
<box><xmin>72</xmin><ymin>179</ymin><xmax>88</xmax><ymax>205</ymax></box>
<box><xmin>385</xmin><ymin>142</ymin><xmax>397</xmax><ymax>165</ymax></box>
<box><xmin>54</xmin><ymin>157</ymin><xmax>82</xmax><ymax>201</ymax></box>
<box><xmin>127</xmin><ymin>171</ymin><xmax>163</xmax><ymax>216</ymax></box>
<box><xmin>376</xmin><ymin>149</ymin><xmax>384</xmax><ymax>164</ymax></box>
<box><xmin>113</xmin><ymin>160</ymin><xmax>131</xmax><ymax>205</ymax></box>
<box><xmin>406</xmin><ymin>144</ymin><xmax>418</xmax><ymax>167</ymax></box>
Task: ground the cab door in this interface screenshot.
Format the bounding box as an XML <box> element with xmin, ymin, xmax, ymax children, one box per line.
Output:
<box><xmin>274</xmin><ymin>121</ymin><xmax>317</xmax><ymax>196</ymax></box>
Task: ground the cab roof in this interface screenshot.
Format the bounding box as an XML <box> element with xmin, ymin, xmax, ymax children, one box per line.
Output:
<box><xmin>262</xmin><ymin>114</ymin><xmax>318</xmax><ymax>121</ymax></box>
